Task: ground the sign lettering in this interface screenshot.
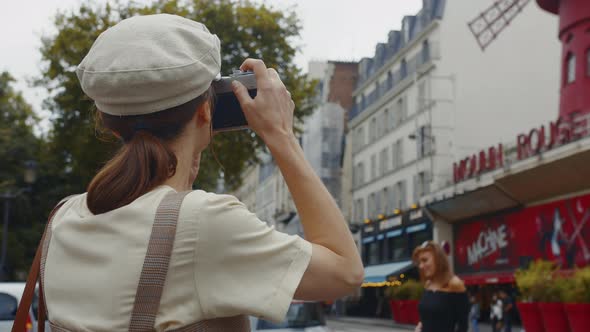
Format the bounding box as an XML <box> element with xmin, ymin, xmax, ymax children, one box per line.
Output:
<box><xmin>467</xmin><ymin>224</ymin><xmax>508</xmax><ymax>265</ymax></box>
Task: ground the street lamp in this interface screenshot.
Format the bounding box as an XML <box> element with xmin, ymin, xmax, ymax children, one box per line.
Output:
<box><xmin>0</xmin><ymin>160</ymin><xmax>37</xmax><ymax>281</ymax></box>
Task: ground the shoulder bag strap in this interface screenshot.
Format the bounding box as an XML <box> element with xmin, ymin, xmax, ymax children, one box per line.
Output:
<box><xmin>12</xmin><ymin>197</ymin><xmax>73</xmax><ymax>332</ymax></box>
<box><xmin>128</xmin><ymin>190</ymin><xmax>190</xmax><ymax>332</ymax></box>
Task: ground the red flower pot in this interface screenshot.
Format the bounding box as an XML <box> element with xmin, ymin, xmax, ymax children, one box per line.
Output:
<box><xmin>538</xmin><ymin>302</ymin><xmax>571</xmax><ymax>332</ymax></box>
<box><xmin>397</xmin><ymin>300</ymin><xmax>409</xmax><ymax>324</ymax></box>
<box><xmin>389</xmin><ymin>300</ymin><xmax>400</xmax><ymax>323</ymax></box>
<box><xmin>564</xmin><ymin>303</ymin><xmax>590</xmax><ymax>332</ymax></box>
<box><xmin>516</xmin><ymin>302</ymin><xmax>545</xmax><ymax>332</ymax></box>
<box><xmin>406</xmin><ymin>300</ymin><xmax>420</xmax><ymax>324</ymax></box>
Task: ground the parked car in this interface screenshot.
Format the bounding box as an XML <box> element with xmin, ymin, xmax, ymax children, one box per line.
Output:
<box><xmin>250</xmin><ymin>301</ymin><xmax>333</xmax><ymax>331</ymax></box>
<box><xmin>0</xmin><ymin>282</ymin><xmax>49</xmax><ymax>332</ymax></box>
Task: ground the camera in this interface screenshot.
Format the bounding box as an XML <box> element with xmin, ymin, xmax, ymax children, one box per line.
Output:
<box><xmin>211</xmin><ymin>70</ymin><xmax>257</xmax><ymax>132</ymax></box>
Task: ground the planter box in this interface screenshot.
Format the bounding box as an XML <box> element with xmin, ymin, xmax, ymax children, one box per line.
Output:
<box><xmin>564</xmin><ymin>303</ymin><xmax>590</xmax><ymax>332</ymax></box>
<box><xmin>406</xmin><ymin>300</ymin><xmax>420</xmax><ymax>325</ymax></box>
<box><xmin>397</xmin><ymin>300</ymin><xmax>409</xmax><ymax>324</ymax></box>
<box><xmin>389</xmin><ymin>300</ymin><xmax>401</xmax><ymax>323</ymax></box>
<box><xmin>538</xmin><ymin>302</ymin><xmax>570</xmax><ymax>332</ymax></box>
<box><xmin>516</xmin><ymin>302</ymin><xmax>545</xmax><ymax>332</ymax></box>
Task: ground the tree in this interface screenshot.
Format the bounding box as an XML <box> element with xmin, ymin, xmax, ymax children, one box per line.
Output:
<box><xmin>0</xmin><ymin>71</ymin><xmax>43</xmax><ymax>279</ymax></box>
<box><xmin>37</xmin><ymin>0</ymin><xmax>317</xmax><ymax>193</ymax></box>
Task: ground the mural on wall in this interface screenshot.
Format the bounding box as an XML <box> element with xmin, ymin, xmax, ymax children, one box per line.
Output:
<box><xmin>454</xmin><ymin>192</ymin><xmax>590</xmax><ymax>273</ymax></box>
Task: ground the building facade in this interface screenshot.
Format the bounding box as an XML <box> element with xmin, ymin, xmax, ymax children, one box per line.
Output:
<box><xmin>351</xmin><ymin>0</ymin><xmax>559</xmax><ymax>270</ymax></box>
<box><xmin>348</xmin><ymin>0</ymin><xmax>561</xmax><ymax>318</ymax></box>
<box><xmin>421</xmin><ymin>0</ymin><xmax>590</xmax><ymax>285</ymax></box>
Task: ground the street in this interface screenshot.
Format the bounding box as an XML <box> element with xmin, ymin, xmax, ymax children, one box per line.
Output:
<box><xmin>327</xmin><ymin>318</ymin><xmax>498</xmax><ymax>332</ymax></box>
<box><xmin>327</xmin><ymin>320</ymin><xmax>408</xmax><ymax>331</ymax></box>
<box><xmin>326</xmin><ymin>318</ymin><xmax>411</xmax><ymax>332</ymax></box>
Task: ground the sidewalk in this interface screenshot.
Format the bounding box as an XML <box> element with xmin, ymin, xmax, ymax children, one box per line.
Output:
<box><xmin>327</xmin><ymin>316</ymin><xmax>504</xmax><ymax>332</ymax></box>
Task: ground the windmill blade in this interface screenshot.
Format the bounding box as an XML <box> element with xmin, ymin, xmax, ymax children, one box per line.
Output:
<box><xmin>468</xmin><ymin>0</ymin><xmax>531</xmax><ymax>51</ymax></box>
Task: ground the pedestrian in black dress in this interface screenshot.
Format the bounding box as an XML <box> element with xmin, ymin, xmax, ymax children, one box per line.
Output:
<box><xmin>413</xmin><ymin>241</ymin><xmax>469</xmax><ymax>332</ymax></box>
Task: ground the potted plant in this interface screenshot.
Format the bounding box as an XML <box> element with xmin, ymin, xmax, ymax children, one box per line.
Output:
<box><xmin>395</xmin><ymin>281</ymin><xmax>412</xmax><ymax>324</ymax></box>
<box><xmin>514</xmin><ymin>260</ymin><xmax>554</xmax><ymax>332</ymax></box>
<box><xmin>386</xmin><ymin>279</ymin><xmax>421</xmax><ymax>324</ymax></box>
<box><xmin>402</xmin><ymin>279</ymin><xmax>423</xmax><ymax>325</ymax></box>
<box><xmin>535</xmin><ymin>274</ymin><xmax>571</xmax><ymax>332</ymax></box>
<box><xmin>562</xmin><ymin>267</ymin><xmax>590</xmax><ymax>332</ymax></box>
<box><xmin>385</xmin><ymin>284</ymin><xmax>403</xmax><ymax>323</ymax></box>
<box><xmin>386</xmin><ymin>279</ymin><xmax>425</xmax><ymax>325</ymax></box>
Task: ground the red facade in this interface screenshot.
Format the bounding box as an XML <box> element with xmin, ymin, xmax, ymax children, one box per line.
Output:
<box><xmin>454</xmin><ymin>192</ymin><xmax>590</xmax><ymax>274</ymax></box>
<box><xmin>537</xmin><ymin>0</ymin><xmax>590</xmax><ymax>118</ymax></box>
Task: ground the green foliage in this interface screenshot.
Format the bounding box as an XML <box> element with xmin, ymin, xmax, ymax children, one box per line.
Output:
<box><xmin>562</xmin><ymin>267</ymin><xmax>590</xmax><ymax>303</ymax></box>
<box><xmin>515</xmin><ymin>260</ymin><xmax>570</xmax><ymax>302</ymax></box>
<box><xmin>36</xmin><ymin>0</ymin><xmax>317</xmax><ymax>193</ymax></box>
<box><xmin>0</xmin><ymin>71</ymin><xmax>44</xmax><ymax>279</ymax></box>
<box><xmin>0</xmin><ymin>72</ymin><xmax>39</xmax><ymax>191</ymax></box>
<box><xmin>386</xmin><ymin>279</ymin><xmax>424</xmax><ymax>300</ymax></box>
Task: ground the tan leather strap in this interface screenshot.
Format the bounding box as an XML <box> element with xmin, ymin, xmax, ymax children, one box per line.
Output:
<box><xmin>128</xmin><ymin>191</ymin><xmax>191</xmax><ymax>331</ymax></box>
<box><xmin>12</xmin><ymin>198</ymin><xmax>71</xmax><ymax>332</ymax></box>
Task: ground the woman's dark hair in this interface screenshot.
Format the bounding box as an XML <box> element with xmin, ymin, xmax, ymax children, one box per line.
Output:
<box><xmin>87</xmin><ymin>89</ymin><xmax>213</xmax><ymax>214</ymax></box>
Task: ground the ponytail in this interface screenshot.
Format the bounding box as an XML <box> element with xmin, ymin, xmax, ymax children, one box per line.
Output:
<box><xmin>87</xmin><ymin>131</ymin><xmax>177</xmax><ymax>214</ymax></box>
<box><xmin>87</xmin><ymin>89</ymin><xmax>213</xmax><ymax>215</ymax></box>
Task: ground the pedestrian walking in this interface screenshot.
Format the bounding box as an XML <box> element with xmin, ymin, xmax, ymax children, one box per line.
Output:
<box><xmin>413</xmin><ymin>241</ymin><xmax>469</xmax><ymax>332</ymax></box>
<box><xmin>490</xmin><ymin>293</ymin><xmax>504</xmax><ymax>332</ymax></box>
<box><xmin>12</xmin><ymin>14</ymin><xmax>363</xmax><ymax>332</ymax></box>
<box><xmin>499</xmin><ymin>290</ymin><xmax>514</xmax><ymax>332</ymax></box>
<box><xmin>469</xmin><ymin>295</ymin><xmax>480</xmax><ymax>332</ymax></box>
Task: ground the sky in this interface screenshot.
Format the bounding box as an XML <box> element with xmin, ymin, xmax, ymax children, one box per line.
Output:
<box><xmin>1</xmin><ymin>0</ymin><xmax>422</xmax><ymax>133</ymax></box>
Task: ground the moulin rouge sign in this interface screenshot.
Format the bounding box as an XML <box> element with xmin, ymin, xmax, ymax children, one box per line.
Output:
<box><xmin>454</xmin><ymin>112</ymin><xmax>588</xmax><ymax>183</ymax></box>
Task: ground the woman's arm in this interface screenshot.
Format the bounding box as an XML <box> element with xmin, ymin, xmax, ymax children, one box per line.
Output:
<box><xmin>232</xmin><ymin>59</ymin><xmax>364</xmax><ymax>300</ymax></box>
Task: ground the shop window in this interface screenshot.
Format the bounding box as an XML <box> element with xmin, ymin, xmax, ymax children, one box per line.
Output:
<box><xmin>410</xmin><ymin>229</ymin><xmax>431</xmax><ymax>252</ymax></box>
<box><xmin>368</xmin><ymin>242</ymin><xmax>380</xmax><ymax>265</ymax></box>
<box><xmin>387</xmin><ymin>234</ymin><xmax>408</xmax><ymax>261</ymax></box>
<box><xmin>566</xmin><ymin>52</ymin><xmax>576</xmax><ymax>84</ymax></box>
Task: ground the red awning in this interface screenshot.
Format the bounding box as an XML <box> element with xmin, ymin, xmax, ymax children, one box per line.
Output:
<box><xmin>459</xmin><ymin>271</ymin><xmax>515</xmax><ymax>286</ymax></box>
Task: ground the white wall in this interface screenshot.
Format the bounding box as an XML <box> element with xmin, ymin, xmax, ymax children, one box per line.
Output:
<box><xmin>438</xmin><ymin>0</ymin><xmax>560</xmax><ymax>166</ymax></box>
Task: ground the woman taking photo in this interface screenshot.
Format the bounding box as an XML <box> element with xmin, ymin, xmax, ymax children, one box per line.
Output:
<box><xmin>29</xmin><ymin>14</ymin><xmax>363</xmax><ymax>331</ymax></box>
<box><xmin>413</xmin><ymin>241</ymin><xmax>469</xmax><ymax>332</ymax></box>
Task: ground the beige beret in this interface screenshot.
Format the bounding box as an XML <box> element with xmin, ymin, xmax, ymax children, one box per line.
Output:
<box><xmin>77</xmin><ymin>14</ymin><xmax>221</xmax><ymax>116</ymax></box>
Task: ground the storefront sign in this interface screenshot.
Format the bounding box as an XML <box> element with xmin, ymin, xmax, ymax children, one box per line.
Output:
<box><xmin>379</xmin><ymin>216</ymin><xmax>402</xmax><ymax>230</ymax></box>
<box><xmin>467</xmin><ymin>224</ymin><xmax>508</xmax><ymax>266</ymax></box>
<box><xmin>453</xmin><ymin>112</ymin><xmax>589</xmax><ymax>184</ymax></box>
<box><xmin>517</xmin><ymin>112</ymin><xmax>587</xmax><ymax>159</ymax></box>
<box><xmin>453</xmin><ymin>144</ymin><xmax>503</xmax><ymax>183</ymax></box>
<box><xmin>454</xmin><ymin>192</ymin><xmax>590</xmax><ymax>273</ymax></box>
<box><xmin>409</xmin><ymin>209</ymin><xmax>424</xmax><ymax>221</ymax></box>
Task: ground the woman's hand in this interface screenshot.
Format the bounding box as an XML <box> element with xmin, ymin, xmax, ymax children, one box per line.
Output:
<box><xmin>415</xmin><ymin>322</ymin><xmax>422</xmax><ymax>332</ymax></box>
<box><xmin>232</xmin><ymin>58</ymin><xmax>295</xmax><ymax>144</ymax></box>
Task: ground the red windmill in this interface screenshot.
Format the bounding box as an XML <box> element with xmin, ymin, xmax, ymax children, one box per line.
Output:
<box><xmin>467</xmin><ymin>0</ymin><xmax>590</xmax><ymax>118</ymax></box>
<box><xmin>537</xmin><ymin>0</ymin><xmax>590</xmax><ymax>118</ymax></box>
